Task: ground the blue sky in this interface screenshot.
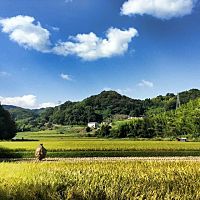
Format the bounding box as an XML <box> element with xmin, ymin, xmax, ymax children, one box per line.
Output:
<box><xmin>0</xmin><ymin>0</ymin><xmax>200</xmax><ymax>108</ymax></box>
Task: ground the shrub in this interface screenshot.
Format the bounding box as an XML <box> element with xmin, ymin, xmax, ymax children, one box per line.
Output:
<box><xmin>0</xmin><ymin>105</ymin><xmax>16</xmax><ymax>140</ymax></box>
<box><xmin>86</xmin><ymin>126</ymin><xmax>91</xmax><ymax>132</ymax></box>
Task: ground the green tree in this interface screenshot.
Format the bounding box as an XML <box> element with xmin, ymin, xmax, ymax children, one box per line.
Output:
<box><xmin>0</xmin><ymin>105</ymin><xmax>16</xmax><ymax>140</ymax></box>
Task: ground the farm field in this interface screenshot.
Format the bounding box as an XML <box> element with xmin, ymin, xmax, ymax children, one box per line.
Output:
<box><xmin>0</xmin><ymin>160</ymin><xmax>200</xmax><ymax>200</ymax></box>
<box><xmin>1</xmin><ymin>130</ymin><xmax>200</xmax><ymax>158</ymax></box>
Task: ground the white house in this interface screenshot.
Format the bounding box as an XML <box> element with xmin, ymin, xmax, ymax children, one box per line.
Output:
<box><xmin>176</xmin><ymin>137</ymin><xmax>187</xmax><ymax>142</ymax></box>
<box><xmin>88</xmin><ymin>122</ymin><xmax>99</xmax><ymax>129</ymax></box>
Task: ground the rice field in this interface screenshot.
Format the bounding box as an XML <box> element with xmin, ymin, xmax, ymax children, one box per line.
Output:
<box><xmin>0</xmin><ymin>160</ymin><xmax>200</xmax><ymax>200</ymax></box>
<box><xmin>2</xmin><ymin>131</ymin><xmax>200</xmax><ymax>152</ymax></box>
<box><xmin>1</xmin><ymin>133</ymin><xmax>200</xmax><ymax>158</ymax></box>
<box><xmin>2</xmin><ymin>140</ymin><xmax>200</xmax><ymax>151</ymax></box>
<box><xmin>1</xmin><ymin>131</ymin><xmax>200</xmax><ymax>199</ymax></box>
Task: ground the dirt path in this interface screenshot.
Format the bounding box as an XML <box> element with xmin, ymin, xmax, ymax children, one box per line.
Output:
<box><xmin>2</xmin><ymin>156</ymin><xmax>200</xmax><ymax>162</ymax></box>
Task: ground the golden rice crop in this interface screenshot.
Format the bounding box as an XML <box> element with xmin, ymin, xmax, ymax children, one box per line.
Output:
<box><xmin>1</xmin><ymin>140</ymin><xmax>200</xmax><ymax>152</ymax></box>
<box><xmin>0</xmin><ymin>160</ymin><xmax>200</xmax><ymax>200</ymax></box>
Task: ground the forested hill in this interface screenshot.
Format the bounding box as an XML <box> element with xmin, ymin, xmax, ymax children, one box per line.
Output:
<box><xmin>82</xmin><ymin>91</ymin><xmax>144</xmax><ymax>116</ymax></box>
<box><xmin>3</xmin><ymin>88</ymin><xmax>200</xmax><ymax>131</ymax></box>
<box><xmin>2</xmin><ymin>105</ymin><xmax>42</xmax><ymax>121</ymax></box>
<box><xmin>41</xmin><ymin>91</ymin><xmax>144</xmax><ymax>125</ymax></box>
<box><xmin>46</xmin><ymin>89</ymin><xmax>200</xmax><ymax>125</ymax></box>
<box><xmin>144</xmin><ymin>89</ymin><xmax>200</xmax><ymax>115</ymax></box>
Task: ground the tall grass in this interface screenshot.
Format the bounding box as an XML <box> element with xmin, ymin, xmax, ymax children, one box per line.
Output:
<box><xmin>0</xmin><ymin>160</ymin><xmax>200</xmax><ymax>199</ymax></box>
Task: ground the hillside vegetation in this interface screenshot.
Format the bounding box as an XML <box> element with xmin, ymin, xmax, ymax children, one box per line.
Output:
<box><xmin>108</xmin><ymin>98</ymin><xmax>200</xmax><ymax>139</ymax></box>
<box><xmin>2</xmin><ymin>89</ymin><xmax>200</xmax><ymax>138</ymax></box>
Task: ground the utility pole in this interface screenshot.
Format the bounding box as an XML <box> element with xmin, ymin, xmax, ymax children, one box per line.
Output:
<box><xmin>176</xmin><ymin>93</ymin><xmax>181</xmax><ymax>110</ymax></box>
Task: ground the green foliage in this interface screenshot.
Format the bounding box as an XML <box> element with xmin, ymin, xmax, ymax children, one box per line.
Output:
<box><xmin>151</xmin><ymin>98</ymin><xmax>200</xmax><ymax>137</ymax></box>
<box><xmin>49</xmin><ymin>104</ymin><xmax>103</xmax><ymax>125</ymax></box>
<box><xmin>113</xmin><ymin>98</ymin><xmax>200</xmax><ymax>139</ymax></box>
<box><xmin>3</xmin><ymin>105</ymin><xmax>43</xmax><ymax>132</ymax></box>
<box><xmin>113</xmin><ymin>118</ymin><xmax>155</xmax><ymax>138</ymax></box>
<box><xmin>145</xmin><ymin>88</ymin><xmax>200</xmax><ymax>115</ymax></box>
<box><xmin>0</xmin><ymin>105</ymin><xmax>16</xmax><ymax>140</ymax></box>
<box><xmin>28</xmin><ymin>91</ymin><xmax>145</xmax><ymax>126</ymax></box>
<box><xmin>83</xmin><ymin>91</ymin><xmax>144</xmax><ymax>117</ymax></box>
<box><xmin>86</xmin><ymin>126</ymin><xmax>91</xmax><ymax>132</ymax></box>
<box><xmin>95</xmin><ymin>124</ymin><xmax>112</xmax><ymax>137</ymax></box>
<box><xmin>34</xmin><ymin>89</ymin><xmax>200</xmax><ymax>128</ymax></box>
<box><xmin>3</xmin><ymin>89</ymin><xmax>200</xmax><ymax>134</ymax></box>
<box><xmin>2</xmin><ymin>105</ymin><xmax>39</xmax><ymax>121</ymax></box>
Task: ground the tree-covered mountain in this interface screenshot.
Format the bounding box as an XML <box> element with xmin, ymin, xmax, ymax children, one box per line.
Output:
<box><xmin>40</xmin><ymin>91</ymin><xmax>144</xmax><ymax>125</ymax></box>
<box><xmin>82</xmin><ymin>91</ymin><xmax>144</xmax><ymax>117</ymax></box>
<box><xmin>2</xmin><ymin>105</ymin><xmax>41</xmax><ymax>121</ymax></box>
<box><xmin>3</xmin><ymin>89</ymin><xmax>200</xmax><ymax>131</ymax></box>
<box><xmin>2</xmin><ymin>105</ymin><xmax>43</xmax><ymax>132</ymax></box>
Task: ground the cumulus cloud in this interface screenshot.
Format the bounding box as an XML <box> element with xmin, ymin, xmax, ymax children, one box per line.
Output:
<box><xmin>60</xmin><ymin>73</ymin><xmax>72</xmax><ymax>81</ymax></box>
<box><xmin>138</xmin><ymin>80</ymin><xmax>154</xmax><ymax>88</ymax></box>
<box><xmin>0</xmin><ymin>95</ymin><xmax>37</xmax><ymax>108</ymax></box>
<box><xmin>0</xmin><ymin>94</ymin><xmax>59</xmax><ymax>109</ymax></box>
<box><xmin>0</xmin><ymin>15</ymin><xmax>51</xmax><ymax>52</ymax></box>
<box><xmin>121</xmin><ymin>0</ymin><xmax>196</xmax><ymax>19</ymax></box>
<box><xmin>53</xmin><ymin>27</ymin><xmax>138</xmax><ymax>60</ymax></box>
<box><xmin>0</xmin><ymin>15</ymin><xmax>138</xmax><ymax>61</ymax></box>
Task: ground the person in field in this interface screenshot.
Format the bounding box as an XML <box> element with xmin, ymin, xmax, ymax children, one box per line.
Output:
<box><xmin>35</xmin><ymin>144</ymin><xmax>47</xmax><ymax>160</ymax></box>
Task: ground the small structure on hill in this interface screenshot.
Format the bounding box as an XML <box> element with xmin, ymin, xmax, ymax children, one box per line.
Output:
<box><xmin>35</xmin><ymin>144</ymin><xmax>47</xmax><ymax>160</ymax></box>
<box><xmin>87</xmin><ymin>122</ymin><xmax>99</xmax><ymax>129</ymax></box>
<box><xmin>128</xmin><ymin>116</ymin><xmax>144</xmax><ymax>120</ymax></box>
<box><xmin>176</xmin><ymin>137</ymin><xmax>187</xmax><ymax>142</ymax></box>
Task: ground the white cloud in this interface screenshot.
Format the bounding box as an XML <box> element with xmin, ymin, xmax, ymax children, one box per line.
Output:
<box><xmin>0</xmin><ymin>15</ymin><xmax>51</xmax><ymax>52</ymax></box>
<box><xmin>0</xmin><ymin>16</ymin><xmax>138</xmax><ymax>61</ymax></box>
<box><xmin>52</xmin><ymin>26</ymin><xmax>60</xmax><ymax>31</ymax></box>
<box><xmin>39</xmin><ymin>102</ymin><xmax>58</xmax><ymax>108</ymax></box>
<box><xmin>0</xmin><ymin>94</ymin><xmax>59</xmax><ymax>109</ymax></box>
<box><xmin>121</xmin><ymin>0</ymin><xmax>196</xmax><ymax>19</ymax></box>
<box><xmin>116</xmin><ymin>88</ymin><xmax>133</xmax><ymax>94</ymax></box>
<box><xmin>0</xmin><ymin>71</ymin><xmax>10</xmax><ymax>77</ymax></box>
<box><xmin>65</xmin><ymin>0</ymin><xmax>73</xmax><ymax>3</ymax></box>
<box><xmin>0</xmin><ymin>95</ymin><xmax>37</xmax><ymax>108</ymax></box>
<box><xmin>53</xmin><ymin>27</ymin><xmax>138</xmax><ymax>60</ymax></box>
<box><xmin>138</xmin><ymin>80</ymin><xmax>154</xmax><ymax>88</ymax></box>
<box><xmin>60</xmin><ymin>73</ymin><xmax>72</xmax><ymax>81</ymax></box>
<box><xmin>103</xmin><ymin>87</ymin><xmax>134</xmax><ymax>95</ymax></box>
